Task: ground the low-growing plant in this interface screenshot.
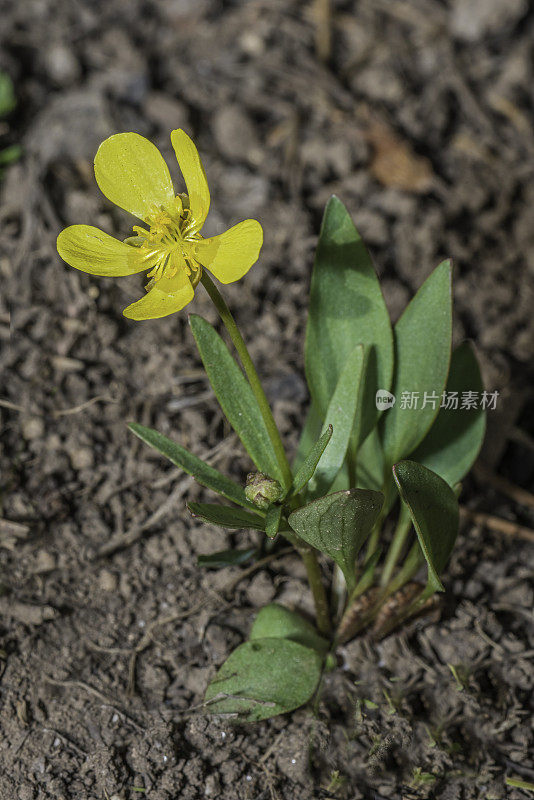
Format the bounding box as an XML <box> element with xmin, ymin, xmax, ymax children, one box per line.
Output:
<box><xmin>57</xmin><ymin>130</ymin><xmax>486</xmax><ymax>722</ymax></box>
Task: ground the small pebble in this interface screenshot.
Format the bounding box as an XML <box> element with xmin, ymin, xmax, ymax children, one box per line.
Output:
<box><xmin>44</xmin><ymin>44</ymin><xmax>81</xmax><ymax>85</ymax></box>
<box><xmin>69</xmin><ymin>446</ymin><xmax>94</xmax><ymax>471</ymax></box>
<box><xmin>98</xmin><ymin>570</ymin><xmax>118</xmax><ymax>592</ymax></box>
<box><xmin>21</xmin><ymin>416</ymin><xmax>44</xmax><ymax>441</ymax></box>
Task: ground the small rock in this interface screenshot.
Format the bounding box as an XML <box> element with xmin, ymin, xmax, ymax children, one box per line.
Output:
<box><xmin>450</xmin><ymin>0</ymin><xmax>527</xmax><ymax>41</ymax></box>
<box><xmin>145</xmin><ymin>92</ymin><xmax>189</xmax><ymax>131</ymax></box>
<box><xmin>27</xmin><ymin>89</ymin><xmax>112</xmax><ymax>165</ymax></box>
<box><xmin>98</xmin><ymin>569</ymin><xmax>118</xmax><ymax>592</ymax></box>
<box><xmin>69</xmin><ymin>446</ymin><xmax>93</xmax><ymax>471</ymax></box>
<box><xmin>245</xmin><ymin>571</ymin><xmax>276</xmax><ymax>607</ymax></box>
<box><xmin>44</xmin><ymin>44</ymin><xmax>81</xmax><ymax>86</ymax></box>
<box><xmin>213</xmin><ymin>105</ymin><xmax>261</xmax><ymax>165</ymax></box>
<box><xmin>204</xmin><ymin>774</ymin><xmax>221</xmax><ymax>797</ymax></box>
<box><xmin>184</xmin><ymin>666</ymin><xmax>210</xmax><ymax>696</ymax></box>
<box><xmin>32</xmin><ymin>550</ymin><xmax>56</xmax><ymax>574</ymax></box>
<box><xmin>21</xmin><ymin>416</ymin><xmax>45</xmax><ymax>441</ymax></box>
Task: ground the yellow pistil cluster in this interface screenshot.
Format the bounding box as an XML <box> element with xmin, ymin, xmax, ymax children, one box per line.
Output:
<box><xmin>56</xmin><ymin>128</ymin><xmax>263</xmax><ymax>320</ymax></box>
<box><xmin>132</xmin><ymin>198</ymin><xmax>203</xmax><ymax>291</ymax></box>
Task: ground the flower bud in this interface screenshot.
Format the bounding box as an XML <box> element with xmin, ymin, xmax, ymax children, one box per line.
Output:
<box><xmin>245</xmin><ymin>472</ymin><xmax>282</xmax><ymax>509</ymax></box>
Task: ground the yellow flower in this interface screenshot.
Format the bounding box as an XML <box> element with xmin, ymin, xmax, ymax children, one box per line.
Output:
<box><xmin>56</xmin><ymin>130</ymin><xmax>263</xmax><ymax>320</ymax></box>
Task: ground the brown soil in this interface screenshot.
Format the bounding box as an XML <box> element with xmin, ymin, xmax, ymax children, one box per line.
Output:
<box><xmin>1</xmin><ymin>1</ymin><xmax>533</xmax><ymax>798</ymax></box>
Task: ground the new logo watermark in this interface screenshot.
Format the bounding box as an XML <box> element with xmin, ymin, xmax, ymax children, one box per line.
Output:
<box><xmin>375</xmin><ymin>390</ymin><xmax>396</xmax><ymax>410</ymax></box>
<box><xmin>375</xmin><ymin>390</ymin><xmax>499</xmax><ymax>411</ymax></box>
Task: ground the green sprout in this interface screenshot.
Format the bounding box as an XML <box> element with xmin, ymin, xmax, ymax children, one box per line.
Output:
<box><xmin>0</xmin><ymin>72</ymin><xmax>21</xmax><ymax>179</ymax></box>
<box><xmin>57</xmin><ymin>132</ymin><xmax>487</xmax><ymax>723</ymax></box>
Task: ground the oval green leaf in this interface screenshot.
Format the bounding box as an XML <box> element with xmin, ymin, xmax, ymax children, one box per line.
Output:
<box><xmin>204</xmin><ymin>638</ymin><xmax>323</xmax><ymax>721</ymax></box>
<box><xmin>250</xmin><ymin>603</ymin><xmax>329</xmax><ymax>654</ymax></box>
<box><xmin>288</xmin><ymin>488</ymin><xmax>384</xmax><ymax>593</ymax></box>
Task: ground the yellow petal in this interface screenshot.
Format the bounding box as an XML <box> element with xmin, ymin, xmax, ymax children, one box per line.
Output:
<box><xmin>192</xmin><ymin>219</ymin><xmax>263</xmax><ymax>284</ymax></box>
<box><xmin>123</xmin><ymin>268</ymin><xmax>195</xmax><ymax>320</ymax></box>
<box><xmin>170</xmin><ymin>129</ymin><xmax>210</xmax><ymax>229</ymax></box>
<box><xmin>57</xmin><ymin>225</ymin><xmax>149</xmax><ymax>276</ymax></box>
<box><xmin>94</xmin><ymin>133</ymin><xmax>175</xmax><ymax>221</ymax></box>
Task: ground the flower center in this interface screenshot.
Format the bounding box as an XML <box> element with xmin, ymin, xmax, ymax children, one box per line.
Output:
<box><xmin>131</xmin><ymin>195</ymin><xmax>202</xmax><ymax>290</ymax></box>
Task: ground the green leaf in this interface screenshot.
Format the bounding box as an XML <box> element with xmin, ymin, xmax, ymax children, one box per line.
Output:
<box><xmin>198</xmin><ymin>547</ymin><xmax>257</xmax><ymax>568</ymax></box>
<box><xmin>264</xmin><ymin>504</ymin><xmax>283</xmax><ymax>539</ymax></box>
<box><xmin>356</xmin><ymin>427</ymin><xmax>385</xmax><ymax>491</ymax></box>
<box><xmin>204</xmin><ymin>638</ymin><xmax>323</xmax><ymax>721</ymax></box>
<box><xmin>381</xmin><ymin>260</ymin><xmax>453</xmax><ymax>465</ymax></box>
<box><xmin>291</xmin><ymin>425</ymin><xmax>333</xmax><ymax>497</ymax></box>
<box><xmin>129</xmin><ymin>422</ymin><xmax>255</xmax><ymax>510</ymax></box>
<box><xmin>392</xmin><ymin>460</ymin><xmax>459</xmax><ymax>593</ymax></box>
<box><xmin>411</xmin><ymin>342</ymin><xmax>486</xmax><ymax>487</ymax></box>
<box><xmin>0</xmin><ymin>144</ymin><xmax>21</xmax><ymax>167</ymax></box>
<box><xmin>250</xmin><ymin>604</ymin><xmax>329</xmax><ymax>654</ymax></box>
<box><xmin>189</xmin><ymin>314</ymin><xmax>284</xmax><ymax>485</ymax></box>
<box><xmin>305</xmin><ymin>196</ymin><xmax>393</xmax><ymax>447</ymax></box>
<box><xmin>188</xmin><ymin>502</ymin><xmax>266</xmax><ymax>531</ymax></box>
<box><xmin>293</xmin><ymin>403</ymin><xmax>323</xmax><ymax>472</ymax></box>
<box><xmin>288</xmin><ymin>489</ymin><xmax>384</xmax><ymax>593</ymax></box>
<box><xmin>0</xmin><ymin>72</ymin><xmax>16</xmax><ymax>116</ymax></box>
<box><xmin>308</xmin><ymin>345</ymin><xmax>366</xmax><ymax>497</ymax></box>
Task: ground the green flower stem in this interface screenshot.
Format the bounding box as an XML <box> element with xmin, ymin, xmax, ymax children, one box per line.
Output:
<box><xmin>201</xmin><ymin>271</ymin><xmax>331</xmax><ymax>634</ymax></box>
<box><xmin>364</xmin><ymin>473</ymin><xmax>395</xmax><ymax>563</ymax></box>
<box><xmin>277</xmin><ymin>528</ymin><xmax>331</xmax><ymax>635</ymax></box>
<box><xmin>380</xmin><ymin>502</ymin><xmax>412</xmax><ymax>588</ymax></box>
<box><xmin>385</xmin><ymin>540</ymin><xmax>422</xmax><ymax>595</ymax></box>
<box><xmin>200</xmin><ymin>271</ymin><xmax>293</xmax><ymax>489</ymax></box>
<box><xmin>364</xmin><ymin>511</ymin><xmax>385</xmax><ymax>566</ymax></box>
<box><xmin>295</xmin><ymin>542</ymin><xmax>331</xmax><ymax>635</ymax></box>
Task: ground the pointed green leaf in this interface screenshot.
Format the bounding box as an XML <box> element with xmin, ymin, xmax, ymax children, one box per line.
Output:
<box><xmin>305</xmin><ymin>196</ymin><xmax>393</xmax><ymax>447</ymax></box>
<box><xmin>411</xmin><ymin>342</ymin><xmax>486</xmax><ymax>487</ymax></box>
<box><xmin>189</xmin><ymin>314</ymin><xmax>284</xmax><ymax>486</ymax></box>
<box><xmin>129</xmin><ymin>422</ymin><xmax>254</xmax><ymax>510</ymax></box>
<box><xmin>392</xmin><ymin>460</ymin><xmax>459</xmax><ymax>593</ymax></box>
<box><xmin>308</xmin><ymin>345</ymin><xmax>366</xmax><ymax>497</ymax></box>
<box><xmin>291</xmin><ymin>425</ymin><xmax>333</xmax><ymax>497</ymax></box>
<box><xmin>250</xmin><ymin>604</ymin><xmax>329</xmax><ymax>654</ymax></box>
<box><xmin>188</xmin><ymin>502</ymin><xmax>266</xmax><ymax>531</ymax></box>
<box><xmin>356</xmin><ymin>427</ymin><xmax>385</xmax><ymax>491</ymax></box>
<box><xmin>381</xmin><ymin>260</ymin><xmax>453</xmax><ymax>465</ymax></box>
<box><xmin>264</xmin><ymin>504</ymin><xmax>283</xmax><ymax>539</ymax></box>
<box><xmin>198</xmin><ymin>547</ymin><xmax>257</xmax><ymax>568</ymax></box>
<box><xmin>204</xmin><ymin>638</ymin><xmax>323</xmax><ymax>721</ymax></box>
<box><xmin>293</xmin><ymin>403</ymin><xmax>323</xmax><ymax>472</ymax></box>
<box><xmin>288</xmin><ymin>489</ymin><xmax>384</xmax><ymax>593</ymax></box>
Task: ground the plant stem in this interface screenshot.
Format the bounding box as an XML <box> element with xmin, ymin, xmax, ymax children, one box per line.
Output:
<box><xmin>279</xmin><ymin>527</ymin><xmax>331</xmax><ymax>634</ymax></box>
<box><xmin>380</xmin><ymin>502</ymin><xmax>412</xmax><ymax>587</ymax></box>
<box><xmin>385</xmin><ymin>541</ymin><xmax>422</xmax><ymax>595</ymax></box>
<box><xmin>298</xmin><ymin>545</ymin><xmax>332</xmax><ymax>635</ymax></box>
<box><xmin>200</xmin><ymin>271</ymin><xmax>293</xmax><ymax>490</ymax></box>
<box><xmin>201</xmin><ymin>272</ymin><xmax>330</xmax><ymax>634</ymax></box>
